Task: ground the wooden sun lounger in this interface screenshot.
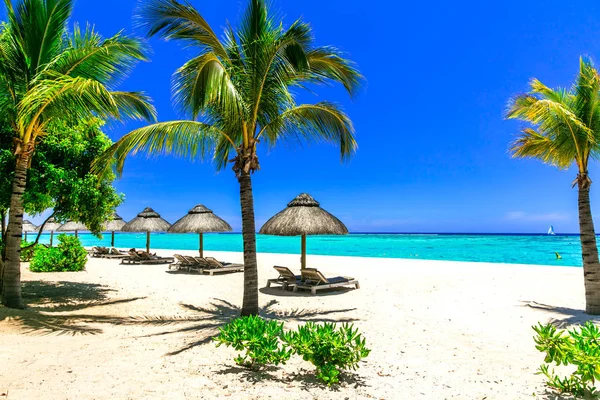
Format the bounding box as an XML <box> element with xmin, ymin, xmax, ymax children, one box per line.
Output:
<box><xmin>169</xmin><ymin>254</ymin><xmax>191</xmax><ymax>270</ymax></box>
<box><xmin>293</xmin><ymin>268</ymin><xmax>360</xmax><ymax>295</ymax></box>
<box><xmin>91</xmin><ymin>246</ymin><xmax>110</xmax><ymax>258</ymax></box>
<box><xmin>202</xmin><ymin>257</ymin><xmax>244</xmax><ymax>275</ymax></box>
<box><xmin>122</xmin><ymin>251</ymin><xmax>174</xmax><ymax>265</ymax></box>
<box><xmin>101</xmin><ymin>248</ymin><xmax>129</xmax><ymax>259</ymax></box>
<box><xmin>266</xmin><ymin>266</ymin><xmax>302</xmax><ymax>290</ymax></box>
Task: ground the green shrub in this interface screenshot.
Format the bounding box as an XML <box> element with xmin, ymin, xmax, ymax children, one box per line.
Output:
<box><xmin>282</xmin><ymin>322</ymin><xmax>370</xmax><ymax>385</ymax></box>
<box><xmin>214</xmin><ymin>315</ymin><xmax>292</xmax><ymax>369</ymax></box>
<box><xmin>20</xmin><ymin>241</ymin><xmax>36</xmax><ymax>261</ymax></box>
<box><xmin>29</xmin><ymin>234</ymin><xmax>87</xmax><ymax>272</ymax></box>
<box><xmin>533</xmin><ymin>321</ymin><xmax>600</xmax><ymax>398</ymax></box>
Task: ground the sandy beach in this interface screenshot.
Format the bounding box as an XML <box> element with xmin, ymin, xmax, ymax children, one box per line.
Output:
<box><xmin>0</xmin><ymin>250</ymin><xmax>588</xmax><ymax>399</ymax></box>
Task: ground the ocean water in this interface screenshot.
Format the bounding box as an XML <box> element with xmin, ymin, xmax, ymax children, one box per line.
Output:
<box><xmin>25</xmin><ymin>232</ymin><xmax>587</xmax><ymax>267</ymax></box>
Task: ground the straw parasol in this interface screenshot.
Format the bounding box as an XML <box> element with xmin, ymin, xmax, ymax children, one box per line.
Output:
<box><xmin>39</xmin><ymin>217</ymin><xmax>62</xmax><ymax>246</ymax></box>
<box><xmin>22</xmin><ymin>220</ymin><xmax>37</xmax><ymax>242</ymax></box>
<box><xmin>122</xmin><ymin>207</ymin><xmax>171</xmax><ymax>253</ymax></box>
<box><xmin>259</xmin><ymin>193</ymin><xmax>348</xmax><ymax>270</ymax></box>
<box><xmin>57</xmin><ymin>220</ymin><xmax>88</xmax><ymax>238</ymax></box>
<box><xmin>168</xmin><ymin>205</ymin><xmax>232</xmax><ymax>257</ymax></box>
<box><xmin>103</xmin><ymin>213</ymin><xmax>126</xmax><ymax>247</ymax></box>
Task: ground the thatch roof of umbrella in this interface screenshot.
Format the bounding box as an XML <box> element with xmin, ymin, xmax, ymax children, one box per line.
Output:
<box><xmin>40</xmin><ymin>217</ymin><xmax>62</xmax><ymax>232</ymax></box>
<box><xmin>103</xmin><ymin>213</ymin><xmax>126</xmax><ymax>232</ymax></box>
<box><xmin>122</xmin><ymin>207</ymin><xmax>170</xmax><ymax>232</ymax></box>
<box><xmin>168</xmin><ymin>205</ymin><xmax>232</xmax><ymax>233</ymax></box>
<box><xmin>22</xmin><ymin>220</ymin><xmax>38</xmax><ymax>233</ymax></box>
<box><xmin>259</xmin><ymin>193</ymin><xmax>348</xmax><ymax>236</ymax></box>
<box><xmin>57</xmin><ymin>220</ymin><xmax>88</xmax><ymax>232</ymax></box>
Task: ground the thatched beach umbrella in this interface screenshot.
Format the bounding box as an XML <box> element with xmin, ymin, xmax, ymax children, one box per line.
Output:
<box><xmin>259</xmin><ymin>193</ymin><xmax>348</xmax><ymax>270</ymax></box>
<box><xmin>40</xmin><ymin>217</ymin><xmax>62</xmax><ymax>246</ymax></box>
<box><xmin>122</xmin><ymin>207</ymin><xmax>170</xmax><ymax>253</ymax></box>
<box><xmin>22</xmin><ymin>220</ymin><xmax>37</xmax><ymax>242</ymax></box>
<box><xmin>103</xmin><ymin>213</ymin><xmax>126</xmax><ymax>247</ymax></box>
<box><xmin>168</xmin><ymin>205</ymin><xmax>232</xmax><ymax>257</ymax></box>
<box><xmin>57</xmin><ymin>220</ymin><xmax>87</xmax><ymax>238</ymax></box>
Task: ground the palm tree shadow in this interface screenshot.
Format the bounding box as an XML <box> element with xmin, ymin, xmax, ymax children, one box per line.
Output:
<box><xmin>520</xmin><ymin>301</ymin><xmax>600</xmax><ymax>328</ymax></box>
<box><xmin>0</xmin><ymin>280</ymin><xmax>145</xmax><ymax>336</ymax></box>
<box><xmin>136</xmin><ymin>298</ymin><xmax>360</xmax><ymax>356</ymax></box>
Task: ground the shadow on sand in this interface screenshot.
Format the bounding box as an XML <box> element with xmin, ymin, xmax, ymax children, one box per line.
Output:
<box><xmin>137</xmin><ymin>298</ymin><xmax>359</xmax><ymax>356</ymax></box>
<box><xmin>0</xmin><ymin>280</ymin><xmax>145</xmax><ymax>336</ymax></box>
<box><xmin>214</xmin><ymin>363</ymin><xmax>368</xmax><ymax>391</ymax></box>
<box><xmin>1</xmin><ymin>281</ymin><xmax>360</xmax><ymax>357</ymax></box>
<box><xmin>520</xmin><ymin>301</ymin><xmax>600</xmax><ymax>328</ymax></box>
<box><xmin>259</xmin><ymin>286</ymin><xmax>358</xmax><ymax>297</ymax></box>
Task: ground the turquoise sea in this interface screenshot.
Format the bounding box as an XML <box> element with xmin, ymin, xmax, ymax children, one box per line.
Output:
<box><xmin>26</xmin><ymin>232</ymin><xmax>587</xmax><ymax>267</ymax></box>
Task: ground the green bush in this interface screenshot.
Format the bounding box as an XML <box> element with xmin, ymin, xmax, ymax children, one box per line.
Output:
<box><xmin>214</xmin><ymin>316</ymin><xmax>292</xmax><ymax>369</ymax></box>
<box><xmin>29</xmin><ymin>234</ymin><xmax>87</xmax><ymax>272</ymax></box>
<box><xmin>282</xmin><ymin>322</ymin><xmax>370</xmax><ymax>385</ymax></box>
<box><xmin>20</xmin><ymin>241</ymin><xmax>36</xmax><ymax>261</ymax></box>
<box><xmin>533</xmin><ymin>321</ymin><xmax>600</xmax><ymax>398</ymax></box>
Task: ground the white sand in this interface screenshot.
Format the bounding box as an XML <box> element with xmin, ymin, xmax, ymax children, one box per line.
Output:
<box><xmin>0</xmin><ymin>250</ymin><xmax>588</xmax><ymax>399</ymax></box>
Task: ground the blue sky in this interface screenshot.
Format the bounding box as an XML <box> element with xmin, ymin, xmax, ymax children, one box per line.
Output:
<box><xmin>21</xmin><ymin>0</ymin><xmax>600</xmax><ymax>233</ymax></box>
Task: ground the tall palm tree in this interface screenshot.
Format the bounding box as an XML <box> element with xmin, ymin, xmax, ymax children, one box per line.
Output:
<box><xmin>0</xmin><ymin>0</ymin><xmax>156</xmax><ymax>308</ymax></box>
<box><xmin>93</xmin><ymin>0</ymin><xmax>361</xmax><ymax>315</ymax></box>
<box><xmin>507</xmin><ymin>57</ymin><xmax>600</xmax><ymax>314</ymax></box>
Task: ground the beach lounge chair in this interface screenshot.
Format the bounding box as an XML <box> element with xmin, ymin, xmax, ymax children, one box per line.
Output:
<box><xmin>183</xmin><ymin>256</ymin><xmax>207</xmax><ymax>273</ymax></box>
<box><xmin>91</xmin><ymin>246</ymin><xmax>110</xmax><ymax>258</ymax></box>
<box><xmin>169</xmin><ymin>254</ymin><xmax>191</xmax><ymax>270</ymax></box>
<box><xmin>293</xmin><ymin>268</ymin><xmax>360</xmax><ymax>295</ymax></box>
<box><xmin>102</xmin><ymin>248</ymin><xmax>129</xmax><ymax>259</ymax></box>
<box><xmin>121</xmin><ymin>251</ymin><xmax>174</xmax><ymax>265</ymax></box>
<box><xmin>266</xmin><ymin>266</ymin><xmax>302</xmax><ymax>290</ymax></box>
<box><xmin>202</xmin><ymin>257</ymin><xmax>244</xmax><ymax>275</ymax></box>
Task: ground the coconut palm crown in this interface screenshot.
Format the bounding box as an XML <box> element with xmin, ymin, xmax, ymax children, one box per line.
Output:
<box><xmin>93</xmin><ymin>0</ymin><xmax>362</xmax><ymax>315</ymax></box>
<box><xmin>506</xmin><ymin>56</ymin><xmax>600</xmax><ymax>314</ymax></box>
<box><xmin>0</xmin><ymin>0</ymin><xmax>157</xmax><ymax>308</ymax></box>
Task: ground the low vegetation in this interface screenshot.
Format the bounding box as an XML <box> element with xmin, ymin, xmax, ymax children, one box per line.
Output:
<box><xmin>215</xmin><ymin>316</ymin><xmax>370</xmax><ymax>385</ymax></box>
<box><xmin>214</xmin><ymin>315</ymin><xmax>292</xmax><ymax>368</ymax></box>
<box><xmin>533</xmin><ymin>321</ymin><xmax>600</xmax><ymax>398</ymax></box>
<box><xmin>283</xmin><ymin>322</ymin><xmax>371</xmax><ymax>385</ymax></box>
<box><xmin>29</xmin><ymin>235</ymin><xmax>87</xmax><ymax>273</ymax></box>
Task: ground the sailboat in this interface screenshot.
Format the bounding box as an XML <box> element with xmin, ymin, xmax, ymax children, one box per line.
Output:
<box><xmin>547</xmin><ymin>225</ymin><xmax>556</xmax><ymax>236</ymax></box>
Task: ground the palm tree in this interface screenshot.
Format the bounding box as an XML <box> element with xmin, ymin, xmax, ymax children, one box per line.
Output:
<box><xmin>507</xmin><ymin>57</ymin><xmax>600</xmax><ymax>314</ymax></box>
<box><xmin>0</xmin><ymin>0</ymin><xmax>156</xmax><ymax>308</ymax></box>
<box><xmin>93</xmin><ymin>0</ymin><xmax>361</xmax><ymax>315</ymax></box>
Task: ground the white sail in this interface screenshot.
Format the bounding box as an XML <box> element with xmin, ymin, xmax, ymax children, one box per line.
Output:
<box><xmin>547</xmin><ymin>225</ymin><xmax>555</xmax><ymax>235</ymax></box>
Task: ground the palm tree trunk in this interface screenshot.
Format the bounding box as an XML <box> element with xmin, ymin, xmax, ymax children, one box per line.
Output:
<box><xmin>238</xmin><ymin>172</ymin><xmax>259</xmax><ymax>316</ymax></box>
<box><xmin>578</xmin><ymin>176</ymin><xmax>600</xmax><ymax>315</ymax></box>
<box><xmin>1</xmin><ymin>152</ymin><xmax>30</xmax><ymax>308</ymax></box>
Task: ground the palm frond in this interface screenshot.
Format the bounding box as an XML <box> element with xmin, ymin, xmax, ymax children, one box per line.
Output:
<box><xmin>91</xmin><ymin>121</ymin><xmax>233</xmax><ymax>177</ymax></box>
<box><xmin>8</xmin><ymin>0</ymin><xmax>74</xmax><ymax>73</ymax></box>
<box><xmin>172</xmin><ymin>52</ymin><xmax>246</xmax><ymax>120</ymax></box>
<box><xmin>258</xmin><ymin>102</ymin><xmax>356</xmax><ymax>161</ymax></box>
<box><xmin>135</xmin><ymin>0</ymin><xmax>228</xmax><ymax>59</ymax></box>
<box><xmin>303</xmin><ymin>46</ymin><xmax>362</xmax><ymax>97</ymax></box>
<box><xmin>111</xmin><ymin>91</ymin><xmax>157</xmax><ymax>123</ymax></box>
<box><xmin>17</xmin><ymin>74</ymin><xmax>156</xmax><ymax>142</ymax></box>
<box><xmin>47</xmin><ymin>24</ymin><xmax>149</xmax><ymax>87</ymax></box>
<box><xmin>511</xmin><ymin>127</ymin><xmax>573</xmax><ymax>169</ymax></box>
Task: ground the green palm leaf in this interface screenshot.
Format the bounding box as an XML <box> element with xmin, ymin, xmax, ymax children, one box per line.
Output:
<box><xmin>92</xmin><ymin>121</ymin><xmax>233</xmax><ymax>177</ymax></box>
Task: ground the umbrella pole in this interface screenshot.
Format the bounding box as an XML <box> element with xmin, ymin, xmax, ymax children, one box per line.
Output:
<box><xmin>50</xmin><ymin>231</ymin><xmax>54</xmax><ymax>247</ymax></box>
<box><xmin>146</xmin><ymin>231</ymin><xmax>150</xmax><ymax>253</ymax></box>
<box><xmin>24</xmin><ymin>231</ymin><xmax>27</xmax><ymax>242</ymax></box>
<box><xmin>111</xmin><ymin>231</ymin><xmax>115</xmax><ymax>248</ymax></box>
<box><xmin>75</xmin><ymin>230</ymin><xmax>78</xmax><ymax>239</ymax></box>
<box><xmin>301</xmin><ymin>234</ymin><xmax>307</xmax><ymax>270</ymax></box>
<box><xmin>199</xmin><ymin>232</ymin><xmax>204</xmax><ymax>258</ymax></box>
